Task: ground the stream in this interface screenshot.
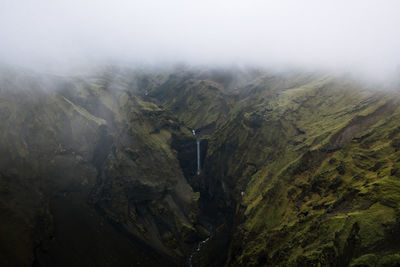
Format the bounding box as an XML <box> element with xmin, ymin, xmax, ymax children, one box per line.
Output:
<box><xmin>188</xmin><ymin>230</ymin><xmax>213</xmax><ymax>267</ymax></box>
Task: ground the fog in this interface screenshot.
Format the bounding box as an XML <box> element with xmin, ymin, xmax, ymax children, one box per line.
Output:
<box><xmin>1</xmin><ymin>0</ymin><xmax>400</xmax><ymax>80</ymax></box>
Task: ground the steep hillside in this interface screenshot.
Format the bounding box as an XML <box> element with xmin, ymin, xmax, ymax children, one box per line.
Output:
<box><xmin>196</xmin><ymin>74</ymin><xmax>400</xmax><ymax>266</ymax></box>
<box><xmin>0</xmin><ymin>66</ymin><xmax>203</xmax><ymax>266</ymax></box>
<box><xmin>216</xmin><ymin>76</ymin><xmax>400</xmax><ymax>266</ymax></box>
<box><xmin>148</xmin><ymin>69</ymin><xmax>400</xmax><ymax>266</ymax></box>
<box><xmin>0</xmin><ymin>65</ymin><xmax>400</xmax><ymax>267</ymax></box>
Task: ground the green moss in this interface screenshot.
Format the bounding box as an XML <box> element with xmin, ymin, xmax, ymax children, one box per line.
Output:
<box><xmin>378</xmin><ymin>253</ymin><xmax>400</xmax><ymax>267</ymax></box>
<box><xmin>350</xmin><ymin>254</ymin><xmax>378</xmax><ymax>267</ymax></box>
<box><xmin>349</xmin><ymin>203</ymin><xmax>396</xmax><ymax>247</ymax></box>
<box><xmin>220</xmin><ymin>74</ymin><xmax>400</xmax><ymax>266</ymax></box>
<box><xmin>375</xmin><ymin>177</ymin><xmax>400</xmax><ymax>210</ymax></box>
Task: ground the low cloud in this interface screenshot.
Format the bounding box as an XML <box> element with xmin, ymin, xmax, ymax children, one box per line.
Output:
<box><xmin>1</xmin><ymin>0</ymin><xmax>399</xmax><ymax>80</ymax></box>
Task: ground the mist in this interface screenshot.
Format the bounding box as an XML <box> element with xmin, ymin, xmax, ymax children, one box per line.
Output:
<box><xmin>1</xmin><ymin>0</ymin><xmax>400</xmax><ymax>80</ymax></box>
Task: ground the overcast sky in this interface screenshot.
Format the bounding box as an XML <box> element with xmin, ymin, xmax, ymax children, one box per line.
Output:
<box><xmin>1</xmin><ymin>0</ymin><xmax>399</xmax><ymax>78</ymax></box>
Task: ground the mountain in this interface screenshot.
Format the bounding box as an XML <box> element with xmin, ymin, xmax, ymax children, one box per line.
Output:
<box><xmin>0</xmin><ymin>64</ymin><xmax>400</xmax><ymax>266</ymax></box>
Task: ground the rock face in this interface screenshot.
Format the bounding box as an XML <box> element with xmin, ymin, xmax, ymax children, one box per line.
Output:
<box><xmin>1</xmin><ymin>65</ymin><xmax>400</xmax><ymax>266</ymax></box>
<box><xmin>0</xmin><ymin>66</ymin><xmax>199</xmax><ymax>266</ymax></box>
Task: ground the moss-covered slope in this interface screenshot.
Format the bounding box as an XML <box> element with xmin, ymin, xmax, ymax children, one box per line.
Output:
<box><xmin>1</xmin><ymin>65</ymin><xmax>400</xmax><ymax>267</ymax></box>
<box><xmin>197</xmin><ymin>73</ymin><xmax>400</xmax><ymax>266</ymax></box>
<box><xmin>148</xmin><ymin>68</ymin><xmax>400</xmax><ymax>266</ymax></box>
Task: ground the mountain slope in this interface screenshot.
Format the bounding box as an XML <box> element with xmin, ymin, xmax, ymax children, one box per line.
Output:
<box><xmin>0</xmin><ymin>65</ymin><xmax>400</xmax><ymax>266</ymax></box>
<box><xmin>0</xmin><ymin>66</ymin><xmax>202</xmax><ymax>266</ymax></box>
<box><xmin>150</xmin><ymin>69</ymin><xmax>400</xmax><ymax>266</ymax></box>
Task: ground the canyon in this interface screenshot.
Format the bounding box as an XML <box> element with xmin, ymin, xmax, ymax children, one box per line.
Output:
<box><xmin>1</xmin><ymin>65</ymin><xmax>400</xmax><ymax>266</ymax></box>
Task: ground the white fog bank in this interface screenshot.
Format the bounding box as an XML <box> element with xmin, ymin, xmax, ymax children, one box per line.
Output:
<box><xmin>1</xmin><ymin>0</ymin><xmax>399</xmax><ymax>80</ymax></box>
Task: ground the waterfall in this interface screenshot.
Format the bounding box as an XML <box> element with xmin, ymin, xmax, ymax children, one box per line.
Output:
<box><xmin>196</xmin><ymin>136</ymin><xmax>201</xmax><ymax>175</ymax></box>
<box><xmin>193</xmin><ymin>129</ymin><xmax>201</xmax><ymax>175</ymax></box>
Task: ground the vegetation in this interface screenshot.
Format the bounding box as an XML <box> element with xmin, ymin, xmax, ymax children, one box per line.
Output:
<box><xmin>0</xmin><ymin>65</ymin><xmax>400</xmax><ymax>266</ymax></box>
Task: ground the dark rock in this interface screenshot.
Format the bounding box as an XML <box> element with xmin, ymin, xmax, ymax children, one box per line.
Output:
<box><xmin>391</xmin><ymin>168</ymin><xmax>400</xmax><ymax>178</ymax></box>
<box><xmin>369</xmin><ymin>161</ymin><xmax>385</xmax><ymax>172</ymax></box>
<box><xmin>336</xmin><ymin>163</ymin><xmax>346</xmax><ymax>175</ymax></box>
<box><xmin>329</xmin><ymin>157</ymin><xmax>337</xmax><ymax>164</ymax></box>
<box><xmin>329</xmin><ymin>176</ymin><xmax>343</xmax><ymax>190</ymax></box>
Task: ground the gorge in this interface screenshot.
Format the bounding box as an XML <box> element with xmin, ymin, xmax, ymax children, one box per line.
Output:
<box><xmin>0</xmin><ymin>64</ymin><xmax>400</xmax><ymax>266</ymax></box>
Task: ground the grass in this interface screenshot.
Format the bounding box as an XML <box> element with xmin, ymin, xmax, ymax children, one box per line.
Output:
<box><xmin>206</xmin><ymin>73</ymin><xmax>400</xmax><ymax>265</ymax></box>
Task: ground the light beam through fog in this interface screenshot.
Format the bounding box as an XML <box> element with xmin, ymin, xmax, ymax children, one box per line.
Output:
<box><xmin>0</xmin><ymin>0</ymin><xmax>400</xmax><ymax>79</ymax></box>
